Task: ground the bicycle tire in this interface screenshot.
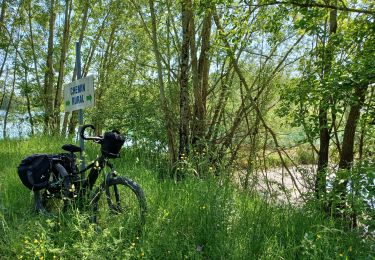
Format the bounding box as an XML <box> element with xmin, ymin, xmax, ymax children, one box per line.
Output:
<box><xmin>91</xmin><ymin>176</ymin><xmax>147</xmax><ymax>228</ymax></box>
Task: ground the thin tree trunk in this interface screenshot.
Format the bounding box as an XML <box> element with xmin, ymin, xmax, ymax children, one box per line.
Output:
<box><xmin>334</xmin><ymin>84</ymin><xmax>368</xmax><ymax>189</ymax></box>
<box><xmin>316</xmin><ymin>106</ymin><xmax>330</xmax><ymax>197</ymax></box>
<box><xmin>27</xmin><ymin>1</ymin><xmax>42</xmax><ymax>91</ymax></box>
<box><xmin>53</xmin><ymin>0</ymin><xmax>72</xmax><ymax>135</ymax></box>
<box><xmin>190</xmin><ymin>5</ymin><xmax>199</xmax><ymax>147</ymax></box>
<box><xmin>0</xmin><ymin>0</ymin><xmax>6</xmax><ymax>23</ymax></box>
<box><xmin>178</xmin><ymin>0</ymin><xmax>192</xmax><ymax>159</ymax></box>
<box><xmin>82</xmin><ymin>12</ymin><xmax>109</xmax><ymax>77</ymax></box>
<box><xmin>24</xmin><ymin>68</ymin><xmax>34</xmax><ymax>136</ymax></box>
<box><xmin>206</xmin><ymin>63</ymin><xmax>233</xmax><ymax>142</ymax></box>
<box><xmin>0</xmin><ymin>66</ymin><xmax>8</xmax><ymax>109</ymax></box>
<box><xmin>315</xmin><ymin>5</ymin><xmax>337</xmax><ymax>199</ymax></box>
<box><xmin>332</xmin><ymin>83</ymin><xmax>368</xmax><ymax>228</ymax></box>
<box><xmin>94</xmin><ymin>24</ymin><xmax>116</xmax><ymax>134</ymax></box>
<box><xmin>192</xmin><ymin>11</ymin><xmax>212</xmax><ymax>149</ymax></box>
<box><xmin>149</xmin><ymin>0</ymin><xmax>177</xmax><ymax>163</ymax></box>
<box><xmin>0</xmin><ymin>43</ymin><xmax>9</xmax><ymax>79</ymax></box>
<box><xmin>43</xmin><ymin>0</ymin><xmax>56</xmax><ymax>133</ymax></box>
<box><xmin>62</xmin><ymin>1</ymin><xmax>90</xmax><ymax>136</ymax></box>
<box><xmin>3</xmin><ymin>51</ymin><xmax>16</xmax><ymax>139</ymax></box>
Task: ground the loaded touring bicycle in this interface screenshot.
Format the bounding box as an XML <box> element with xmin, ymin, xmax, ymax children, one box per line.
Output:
<box><xmin>17</xmin><ymin>124</ymin><xmax>147</xmax><ymax>228</ymax></box>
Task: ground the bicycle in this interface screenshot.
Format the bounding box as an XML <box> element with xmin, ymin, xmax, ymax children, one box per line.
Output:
<box><xmin>18</xmin><ymin>124</ymin><xmax>147</xmax><ymax>228</ymax></box>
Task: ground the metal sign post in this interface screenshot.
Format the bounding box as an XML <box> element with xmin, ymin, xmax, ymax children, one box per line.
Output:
<box><xmin>64</xmin><ymin>42</ymin><xmax>95</xmax><ymax>176</ymax></box>
<box><xmin>76</xmin><ymin>42</ymin><xmax>85</xmax><ymax>173</ymax></box>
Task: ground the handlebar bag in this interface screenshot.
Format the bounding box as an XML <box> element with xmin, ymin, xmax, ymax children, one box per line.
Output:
<box><xmin>17</xmin><ymin>154</ymin><xmax>51</xmax><ymax>191</ymax></box>
<box><xmin>101</xmin><ymin>130</ymin><xmax>125</xmax><ymax>158</ymax></box>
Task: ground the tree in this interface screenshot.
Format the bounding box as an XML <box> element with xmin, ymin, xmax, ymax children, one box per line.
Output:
<box><xmin>52</xmin><ymin>0</ymin><xmax>72</xmax><ymax>135</ymax></box>
<box><xmin>3</xmin><ymin>49</ymin><xmax>17</xmax><ymax>138</ymax></box>
<box><xmin>178</xmin><ymin>0</ymin><xmax>192</xmax><ymax>160</ymax></box>
<box><xmin>316</xmin><ymin>1</ymin><xmax>337</xmax><ymax>199</ymax></box>
<box><xmin>148</xmin><ymin>0</ymin><xmax>177</xmax><ymax>163</ymax></box>
<box><xmin>43</xmin><ymin>0</ymin><xmax>56</xmax><ymax>133</ymax></box>
<box><xmin>191</xmin><ymin>9</ymin><xmax>212</xmax><ymax>152</ymax></box>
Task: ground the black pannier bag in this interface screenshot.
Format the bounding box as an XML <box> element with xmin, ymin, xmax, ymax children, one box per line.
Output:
<box><xmin>17</xmin><ymin>154</ymin><xmax>51</xmax><ymax>191</ymax></box>
<box><xmin>101</xmin><ymin>130</ymin><xmax>125</xmax><ymax>158</ymax></box>
<box><xmin>56</xmin><ymin>153</ymin><xmax>78</xmax><ymax>175</ymax></box>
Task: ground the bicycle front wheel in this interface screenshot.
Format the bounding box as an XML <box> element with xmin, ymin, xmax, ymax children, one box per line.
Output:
<box><xmin>91</xmin><ymin>176</ymin><xmax>147</xmax><ymax>229</ymax></box>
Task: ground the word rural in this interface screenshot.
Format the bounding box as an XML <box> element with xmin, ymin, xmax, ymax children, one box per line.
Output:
<box><xmin>70</xmin><ymin>84</ymin><xmax>86</xmax><ymax>105</ymax></box>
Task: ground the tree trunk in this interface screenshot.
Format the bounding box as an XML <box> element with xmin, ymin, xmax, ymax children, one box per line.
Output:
<box><xmin>3</xmin><ymin>51</ymin><xmax>16</xmax><ymax>138</ymax></box>
<box><xmin>244</xmin><ymin>111</ymin><xmax>260</xmax><ymax>189</ymax></box>
<box><xmin>148</xmin><ymin>0</ymin><xmax>177</xmax><ymax>163</ymax></box>
<box><xmin>192</xmin><ymin>10</ymin><xmax>212</xmax><ymax>150</ymax></box>
<box><xmin>62</xmin><ymin>1</ymin><xmax>90</xmax><ymax>136</ymax></box>
<box><xmin>53</xmin><ymin>0</ymin><xmax>72</xmax><ymax>135</ymax></box>
<box><xmin>27</xmin><ymin>1</ymin><xmax>42</xmax><ymax>92</ymax></box>
<box><xmin>315</xmin><ymin>5</ymin><xmax>337</xmax><ymax>199</ymax></box>
<box><xmin>190</xmin><ymin>5</ymin><xmax>199</xmax><ymax>147</ymax></box>
<box><xmin>316</xmin><ymin>107</ymin><xmax>330</xmax><ymax>197</ymax></box>
<box><xmin>0</xmin><ymin>66</ymin><xmax>8</xmax><ymax>109</ymax></box>
<box><xmin>24</xmin><ymin>68</ymin><xmax>34</xmax><ymax>136</ymax></box>
<box><xmin>82</xmin><ymin>12</ymin><xmax>109</xmax><ymax>77</ymax></box>
<box><xmin>94</xmin><ymin>24</ymin><xmax>116</xmax><ymax>134</ymax></box>
<box><xmin>206</xmin><ymin>64</ymin><xmax>233</xmax><ymax>143</ymax></box>
<box><xmin>331</xmin><ymin>83</ymin><xmax>368</xmax><ymax>228</ymax></box>
<box><xmin>0</xmin><ymin>0</ymin><xmax>6</xmax><ymax>23</ymax></box>
<box><xmin>334</xmin><ymin>84</ymin><xmax>368</xmax><ymax>190</ymax></box>
<box><xmin>178</xmin><ymin>0</ymin><xmax>192</xmax><ymax>159</ymax></box>
<box><xmin>43</xmin><ymin>0</ymin><xmax>56</xmax><ymax>133</ymax></box>
<box><xmin>0</xmin><ymin>43</ymin><xmax>9</xmax><ymax>80</ymax></box>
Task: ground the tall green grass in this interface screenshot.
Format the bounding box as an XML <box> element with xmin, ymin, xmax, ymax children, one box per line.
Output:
<box><xmin>0</xmin><ymin>137</ymin><xmax>373</xmax><ymax>259</ymax></box>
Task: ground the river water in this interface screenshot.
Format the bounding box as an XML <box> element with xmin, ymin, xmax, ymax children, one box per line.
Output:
<box><xmin>0</xmin><ymin>110</ymin><xmax>37</xmax><ymax>139</ymax></box>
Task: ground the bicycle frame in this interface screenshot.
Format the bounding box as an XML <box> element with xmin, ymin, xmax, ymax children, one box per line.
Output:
<box><xmin>44</xmin><ymin>153</ymin><xmax>115</xmax><ymax>201</ymax></box>
<box><xmin>79</xmin><ymin>155</ymin><xmax>117</xmax><ymax>191</ymax></box>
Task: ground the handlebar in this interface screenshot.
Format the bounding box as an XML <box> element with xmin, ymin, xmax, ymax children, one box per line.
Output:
<box><xmin>80</xmin><ymin>124</ymin><xmax>103</xmax><ymax>142</ymax></box>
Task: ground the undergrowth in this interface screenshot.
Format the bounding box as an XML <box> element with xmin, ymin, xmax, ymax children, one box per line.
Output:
<box><xmin>0</xmin><ymin>137</ymin><xmax>374</xmax><ymax>259</ymax></box>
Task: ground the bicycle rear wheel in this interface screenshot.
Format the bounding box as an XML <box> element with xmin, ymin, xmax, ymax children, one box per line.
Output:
<box><xmin>91</xmin><ymin>176</ymin><xmax>147</xmax><ymax>229</ymax></box>
<box><xmin>41</xmin><ymin>163</ymin><xmax>72</xmax><ymax>213</ymax></box>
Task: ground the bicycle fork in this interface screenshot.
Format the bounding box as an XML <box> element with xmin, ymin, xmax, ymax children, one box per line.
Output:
<box><xmin>105</xmin><ymin>162</ymin><xmax>123</xmax><ymax>214</ymax></box>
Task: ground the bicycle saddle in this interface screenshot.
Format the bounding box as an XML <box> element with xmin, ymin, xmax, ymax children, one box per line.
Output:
<box><xmin>62</xmin><ymin>144</ymin><xmax>82</xmax><ymax>153</ymax></box>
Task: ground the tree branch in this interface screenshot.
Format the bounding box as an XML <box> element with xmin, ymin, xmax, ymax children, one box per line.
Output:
<box><xmin>249</xmin><ymin>1</ymin><xmax>375</xmax><ymax>15</ymax></box>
